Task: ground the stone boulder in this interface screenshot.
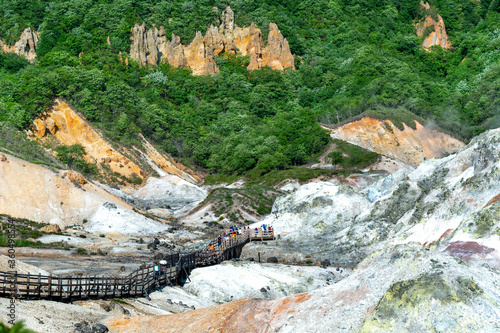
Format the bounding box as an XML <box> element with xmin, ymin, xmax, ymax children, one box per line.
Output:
<box><xmin>40</xmin><ymin>224</ymin><xmax>62</xmax><ymax>233</ymax></box>
<box><xmin>64</xmin><ymin>170</ymin><xmax>88</xmax><ymax>185</ymax></box>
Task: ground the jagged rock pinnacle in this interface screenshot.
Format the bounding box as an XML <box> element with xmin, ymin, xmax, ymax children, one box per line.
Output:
<box><xmin>129</xmin><ymin>6</ymin><xmax>294</xmax><ymax>75</ymax></box>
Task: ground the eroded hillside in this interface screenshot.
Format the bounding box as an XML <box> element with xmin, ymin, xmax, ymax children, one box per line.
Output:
<box><xmin>329</xmin><ymin>116</ymin><xmax>465</xmax><ymax>166</ymax></box>
<box><xmin>30</xmin><ymin>99</ymin><xmax>200</xmax><ymax>186</ymax></box>
<box><xmin>0</xmin><ymin>152</ymin><xmax>127</xmax><ymax>226</ymax></box>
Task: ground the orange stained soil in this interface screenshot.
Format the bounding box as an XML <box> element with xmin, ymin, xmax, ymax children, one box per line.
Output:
<box><xmin>331</xmin><ymin>117</ymin><xmax>464</xmax><ymax>166</ymax></box>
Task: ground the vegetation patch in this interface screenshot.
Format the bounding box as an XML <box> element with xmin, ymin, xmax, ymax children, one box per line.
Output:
<box><xmin>194</xmin><ymin>186</ymin><xmax>282</xmax><ymax>224</ymax></box>
<box><xmin>0</xmin><ymin>214</ymin><xmax>70</xmax><ymax>250</ymax></box>
<box><xmin>0</xmin><ymin>124</ymin><xmax>61</xmax><ymax>168</ymax></box>
<box><xmin>247</xmin><ymin>167</ymin><xmax>353</xmax><ymax>187</ymax></box>
<box><xmin>55</xmin><ymin>144</ymin><xmax>99</xmax><ymax>177</ymax></box>
<box><xmin>328</xmin><ymin>139</ymin><xmax>381</xmax><ymax>169</ymax></box>
<box><xmin>0</xmin><ymin>0</ymin><xmax>499</xmax><ymax>173</ymax></box>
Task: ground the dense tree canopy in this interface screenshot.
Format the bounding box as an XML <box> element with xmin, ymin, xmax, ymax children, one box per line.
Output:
<box><xmin>0</xmin><ymin>0</ymin><xmax>499</xmax><ymax>176</ymax></box>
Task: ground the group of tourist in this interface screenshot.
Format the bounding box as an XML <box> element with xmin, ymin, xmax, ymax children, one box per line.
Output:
<box><xmin>217</xmin><ymin>226</ymin><xmax>245</xmax><ymax>247</ymax></box>
<box><xmin>152</xmin><ymin>224</ymin><xmax>275</xmax><ymax>281</ymax></box>
<box><xmin>153</xmin><ymin>259</ymin><xmax>169</xmax><ymax>281</ymax></box>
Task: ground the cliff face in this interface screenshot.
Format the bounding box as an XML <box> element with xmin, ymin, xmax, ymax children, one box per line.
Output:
<box><xmin>0</xmin><ymin>27</ymin><xmax>39</xmax><ymax>61</ymax></box>
<box><xmin>30</xmin><ymin>99</ymin><xmax>200</xmax><ymax>186</ymax></box>
<box><xmin>129</xmin><ymin>6</ymin><xmax>295</xmax><ymax>75</ymax></box>
<box><xmin>330</xmin><ymin>116</ymin><xmax>464</xmax><ymax>166</ymax></box>
<box><xmin>416</xmin><ymin>2</ymin><xmax>451</xmax><ymax>49</ymax></box>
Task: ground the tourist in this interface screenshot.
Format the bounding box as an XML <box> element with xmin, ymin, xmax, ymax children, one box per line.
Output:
<box><xmin>153</xmin><ymin>262</ymin><xmax>160</xmax><ymax>281</ymax></box>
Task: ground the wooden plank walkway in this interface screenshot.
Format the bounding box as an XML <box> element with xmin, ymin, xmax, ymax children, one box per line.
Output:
<box><xmin>0</xmin><ymin>229</ymin><xmax>269</xmax><ymax>301</ymax></box>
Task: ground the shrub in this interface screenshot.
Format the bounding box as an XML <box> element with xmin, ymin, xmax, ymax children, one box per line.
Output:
<box><xmin>55</xmin><ymin>144</ymin><xmax>98</xmax><ymax>177</ymax></box>
<box><xmin>76</xmin><ymin>247</ymin><xmax>87</xmax><ymax>255</ymax></box>
<box><xmin>329</xmin><ymin>140</ymin><xmax>381</xmax><ymax>169</ymax></box>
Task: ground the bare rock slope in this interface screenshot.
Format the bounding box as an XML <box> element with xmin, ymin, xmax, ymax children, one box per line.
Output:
<box><xmin>416</xmin><ymin>1</ymin><xmax>451</xmax><ymax>49</ymax></box>
<box><xmin>31</xmin><ymin>99</ymin><xmax>200</xmax><ymax>185</ymax></box>
<box><xmin>330</xmin><ymin>116</ymin><xmax>464</xmax><ymax>166</ymax></box>
<box><xmin>129</xmin><ymin>6</ymin><xmax>294</xmax><ymax>75</ymax></box>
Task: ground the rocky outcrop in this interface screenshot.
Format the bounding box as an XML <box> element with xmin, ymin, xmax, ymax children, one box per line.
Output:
<box><xmin>31</xmin><ymin>99</ymin><xmax>145</xmax><ymax>182</ymax></box>
<box><xmin>40</xmin><ymin>224</ymin><xmax>62</xmax><ymax>233</ymax></box>
<box><xmin>330</xmin><ymin>116</ymin><xmax>464</xmax><ymax>166</ymax></box>
<box><xmin>64</xmin><ymin>170</ymin><xmax>88</xmax><ymax>185</ymax></box>
<box><xmin>0</xmin><ymin>27</ymin><xmax>39</xmax><ymax>61</ymax></box>
<box><xmin>257</xmin><ymin>128</ymin><xmax>499</xmax><ymax>267</ymax></box>
<box><xmin>31</xmin><ymin>99</ymin><xmax>199</xmax><ymax>186</ymax></box>
<box><xmin>129</xmin><ymin>6</ymin><xmax>294</xmax><ymax>75</ymax></box>
<box><xmin>132</xmin><ymin>174</ymin><xmax>207</xmax><ymax>217</ymax></box>
<box><xmin>416</xmin><ymin>2</ymin><xmax>451</xmax><ymax>49</ymax></box>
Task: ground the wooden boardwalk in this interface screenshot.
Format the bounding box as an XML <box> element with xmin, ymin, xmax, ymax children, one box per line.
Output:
<box><xmin>0</xmin><ymin>229</ymin><xmax>271</xmax><ymax>301</ymax></box>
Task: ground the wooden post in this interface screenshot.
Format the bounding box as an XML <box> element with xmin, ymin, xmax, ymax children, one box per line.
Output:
<box><xmin>26</xmin><ymin>273</ymin><xmax>30</xmax><ymax>299</ymax></box>
<box><xmin>95</xmin><ymin>276</ymin><xmax>99</xmax><ymax>297</ymax></box>
<box><xmin>38</xmin><ymin>273</ymin><xmax>41</xmax><ymax>299</ymax></box>
<box><xmin>48</xmin><ymin>275</ymin><xmax>52</xmax><ymax>299</ymax></box>
<box><xmin>68</xmin><ymin>277</ymin><xmax>72</xmax><ymax>300</ymax></box>
<box><xmin>134</xmin><ymin>272</ymin><xmax>138</xmax><ymax>296</ymax></box>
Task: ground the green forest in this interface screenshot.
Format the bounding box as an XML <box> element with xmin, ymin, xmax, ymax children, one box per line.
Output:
<box><xmin>0</xmin><ymin>0</ymin><xmax>499</xmax><ymax>178</ymax></box>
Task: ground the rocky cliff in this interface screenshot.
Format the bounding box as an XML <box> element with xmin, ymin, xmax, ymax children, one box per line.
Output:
<box><xmin>31</xmin><ymin>99</ymin><xmax>200</xmax><ymax>186</ymax></box>
<box><xmin>330</xmin><ymin>116</ymin><xmax>464</xmax><ymax>166</ymax></box>
<box><xmin>129</xmin><ymin>6</ymin><xmax>294</xmax><ymax>75</ymax></box>
<box><xmin>0</xmin><ymin>27</ymin><xmax>39</xmax><ymax>61</ymax></box>
<box><xmin>416</xmin><ymin>2</ymin><xmax>451</xmax><ymax>49</ymax></box>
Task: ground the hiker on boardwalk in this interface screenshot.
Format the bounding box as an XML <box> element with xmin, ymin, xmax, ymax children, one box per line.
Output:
<box><xmin>154</xmin><ymin>262</ymin><xmax>160</xmax><ymax>281</ymax></box>
<box><xmin>159</xmin><ymin>260</ymin><xmax>168</xmax><ymax>278</ymax></box>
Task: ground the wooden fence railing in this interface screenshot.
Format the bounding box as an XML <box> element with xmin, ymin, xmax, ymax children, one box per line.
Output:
<box><xmin>0</xmin><ymin>229</ymin><xmax>254</xmax><ymax>301</ymax></box>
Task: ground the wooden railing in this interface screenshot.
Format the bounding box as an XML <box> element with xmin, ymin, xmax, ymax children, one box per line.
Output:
<box><xmin>0</xmin><ymin>229</ymin><xmax>256</xmax><ymax>301</ymax></box>
<box><xmin>224</xmin><ymin>228</ymin><xmax>275</xmax><ymax>242</ymax></box>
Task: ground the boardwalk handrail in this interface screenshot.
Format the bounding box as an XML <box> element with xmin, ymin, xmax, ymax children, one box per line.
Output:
<box><xmin>0</xmin><ymin>228</ymin><xmax>254</xmax><ymax>301</ymax></box>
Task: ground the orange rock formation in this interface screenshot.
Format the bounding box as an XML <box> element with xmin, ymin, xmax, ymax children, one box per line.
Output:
<box><xmin>31</xmin><ymin>99</ymin><xmax>200</xmax><ymax>185</ymax></box>
<box><xmin>0</xmin><ymin>28</ymin><xmax>39</xmax><ymax>61</ymax></box>
<box><xmin>129</xmin><ymin>6</ymin><xmax>294</xmax><ymax>75</ymax></box>
<box><xmin>416</xmin><ymin>2</ymin><xmax>451</xmax><ymax>49</ymax></box>
<box><xmin>331</xmin><ymin>117</ymin><xmax>465</xmax><ymax>166</ymax></box>
<box><xmin>31</xmin><ymin>100</ymin><xmax>144</xmax><ymax>181</ymax></box>
<box><xmin>106</xmin><ymin>292</ymin><xmax>313</xmax><ymax>333</ymax></box>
